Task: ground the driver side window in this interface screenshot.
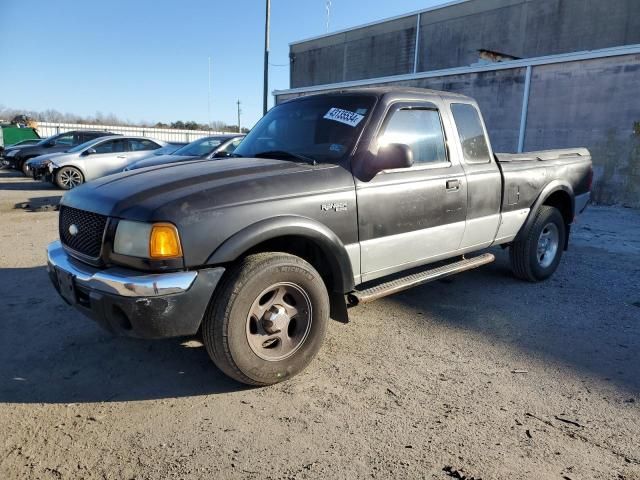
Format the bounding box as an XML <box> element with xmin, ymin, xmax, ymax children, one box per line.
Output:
<box><xmin>379</xmin><ymin>108</ymin><xmax>448</xmax><ymax>165</ymax></box>
<box><xmin>94</xmin><ymin>139</ymin><xmax>124</xmax><ymax>154</ymax></box>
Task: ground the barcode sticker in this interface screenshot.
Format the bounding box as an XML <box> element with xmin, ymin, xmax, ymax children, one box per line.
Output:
<box><xmin>323</xmin><ymin>108</ymin><xmax>365</xmax><ymax>127</ymax></box>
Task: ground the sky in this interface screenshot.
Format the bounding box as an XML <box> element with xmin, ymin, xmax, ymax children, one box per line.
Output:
<box><xmin>0</xmin><ymin>0</ymin><xmax>451</xmax><ymax>129</ymax></box>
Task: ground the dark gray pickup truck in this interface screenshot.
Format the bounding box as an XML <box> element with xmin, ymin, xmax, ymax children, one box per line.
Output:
<box><xmin>47</xmin><ymin>87</ymin><xmax>592</xmax><ymax>385</ymax></box>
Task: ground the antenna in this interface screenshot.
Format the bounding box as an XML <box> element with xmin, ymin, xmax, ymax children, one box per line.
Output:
<box><xmin>325</xmin><ymin>0</ymin><xmax>332</xmax><ymax>33</ymax></box>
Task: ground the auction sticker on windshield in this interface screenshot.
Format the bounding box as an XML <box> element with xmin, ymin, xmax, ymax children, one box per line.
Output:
<box><xmin>324</xmin><ymin>108</ymin><xmax>365</xmax><ymax>127</ymax></box>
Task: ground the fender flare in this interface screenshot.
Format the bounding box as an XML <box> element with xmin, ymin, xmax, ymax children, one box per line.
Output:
<box><xmin>516</xmin><ymin>180</ymin><xmax>575</xmax><ymax>243</ymax></box>
<box><xmin>206</xmin><ymin>215</ymin><xmax>355</xmax><ymax>293</ymax></box>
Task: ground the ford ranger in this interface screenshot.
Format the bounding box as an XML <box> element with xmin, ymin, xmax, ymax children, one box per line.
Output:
<box><xmin>46</xmin><ymin>88</ymin><xmax>592</xmax><ymax>385</ymax></box>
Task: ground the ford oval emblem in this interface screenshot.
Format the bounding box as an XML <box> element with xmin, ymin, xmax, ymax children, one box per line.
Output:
<box><xmin>69</xmin><ymin>224</ymin><xmax>79</xmax><ymax>236</ymax></box>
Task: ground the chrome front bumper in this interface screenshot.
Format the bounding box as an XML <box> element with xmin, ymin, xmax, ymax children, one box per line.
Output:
<box><xmin>47</xmin><ymin>240</ymin><xmax>197</xmax><ymax>297</ymax></box>
<box><xmin>46</xmin><ymin>240</ymin><xmax>225</xmax><ymax>338</ymax></box>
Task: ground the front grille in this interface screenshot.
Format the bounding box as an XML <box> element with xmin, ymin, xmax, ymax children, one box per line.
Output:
<box><xmin>59</xmin><ymin>206</ymin><xmax>108</xmax><ymax>259</ymax></box>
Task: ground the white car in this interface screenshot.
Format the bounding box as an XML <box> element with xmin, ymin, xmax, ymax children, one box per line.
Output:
<box><xmin>29</xmin><ymin>135</ymin><xmax>166</xmax><ymax>189</ymax></box>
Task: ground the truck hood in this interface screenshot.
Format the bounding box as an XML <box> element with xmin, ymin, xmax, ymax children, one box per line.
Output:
<box><xmin>60</xmin><ymin>157</ymin><xmax>344</xmax><ymax>222</ymax></box>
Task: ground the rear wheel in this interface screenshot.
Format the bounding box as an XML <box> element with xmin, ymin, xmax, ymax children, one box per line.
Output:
<box><xmin>202</xmin><ymin>252</ymin><xmax>329</xmax><ymax>386</ymax></box>
<box><xmin>509</xmin><ymin>205</ymin><xmax>566</xmax><ymax>281</ymax></box>
<box><xmin>55</xmin><ymin>166</ymin><xmax>84</xmax><ymax>190</ymax></box>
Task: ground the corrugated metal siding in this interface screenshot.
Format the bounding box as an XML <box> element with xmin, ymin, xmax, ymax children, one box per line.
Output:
<box><xmin>290</xmin><ymin>0</ymin><xmax>640</xmax><ymax>88</ymax></box>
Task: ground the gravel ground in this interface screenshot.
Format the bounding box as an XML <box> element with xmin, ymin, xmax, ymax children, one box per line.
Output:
<box><xmin>0</xmin><ymin>168</ymin><xmax>639</xmax><ymax>480</ymax></box>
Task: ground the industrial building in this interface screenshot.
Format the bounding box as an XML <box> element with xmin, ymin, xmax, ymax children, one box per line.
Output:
<box><xmin>274</xmin><ymin>0</ymin><xmax>640</xmax><ymax>207</ymax></box>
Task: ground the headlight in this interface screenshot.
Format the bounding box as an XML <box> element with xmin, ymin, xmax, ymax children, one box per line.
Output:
<box><xmin>6</xmin><ymin>150</ymin><xmax>17</xmax><ymax>157</ymax></box>
<box><xmin>114</xmin><ymin>220</ymin><xmax>182</xmax><ymax>259</ymax></box>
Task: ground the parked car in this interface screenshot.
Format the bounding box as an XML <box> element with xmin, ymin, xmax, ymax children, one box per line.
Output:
<box><xmin>32</xmin><ymin>135</ymin><xmax>166</xmax><ymax>189</ymax></box>
<box><xmin>46</xmin><ymin>88</ymin><xmax>592</xmax><ymax>386</ymax></box>
<box><xmin>30</xmin><ymin>140</ymin><xmax>185</xmax><ymax>181</ymax></box>
<box><xmin>4</xmin><ymin>130</ymin><xmax>114</xmax><ymax>175</ymax></box>
<box><xmin>0</xmin><ymin>138</ymin><xmax>41</xmax><ymax>166</ymax></box>
<box><xmin>133</xmin><ymin>142</ymin><xmax>187</xmax><ymax>162</ymax></box>
<box><xmin>124</xmin><ymin>135</ymin><xmax>244</xmax><ymax>171</ymax></box>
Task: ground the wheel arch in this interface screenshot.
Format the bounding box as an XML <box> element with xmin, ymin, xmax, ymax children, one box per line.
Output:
<box><xmin>53</xmin><ymin>162</ymin><xmax>87</xmax><ymax>179</ymax></box>
<box><xmin>517</xmin><ymin>181</ymin><xmax>575</xmax><ymax>249</ymax></box>
<box><xmin>206</xmin><ymin>216</ymin><xmax>356</xmax><ymax>295</ymax></box>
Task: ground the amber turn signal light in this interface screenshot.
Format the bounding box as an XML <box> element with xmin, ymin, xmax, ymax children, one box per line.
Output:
<box><xmin>149</xmin><ymin>223</ymin><xmax>183</xmax><ymax>259</ymax></box>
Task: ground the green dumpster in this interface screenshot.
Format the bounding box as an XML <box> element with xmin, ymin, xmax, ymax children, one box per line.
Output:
<box><xmin>0</xmin><ymin>125</ymin><xmax>41</xmax><ymax>148</ymax></box>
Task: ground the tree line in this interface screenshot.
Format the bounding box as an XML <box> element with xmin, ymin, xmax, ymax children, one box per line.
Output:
<box><xmin>0</xmin><ymin>106</ymin><xmax>248</xmax><ymax>133</ymax></box>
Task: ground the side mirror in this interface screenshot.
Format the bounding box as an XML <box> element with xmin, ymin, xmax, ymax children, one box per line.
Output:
<box><xmin>375</xmin><ymin>143</ymin><xmax>414</xmax><ymax>171</ymax></box>
<box><xmin>44</xmin><ymin>141</ymin><xmax>54</xmax><ymax>147</ymax></box>
<box><xmin>212</xmin><ymin>151</ymin><xmax>229</xmax><ymax>158</ymax></box>
<box><xmin>83</xmin><ymin>148</ymin><xmax>96</xmax><ymax>156</ymax></box>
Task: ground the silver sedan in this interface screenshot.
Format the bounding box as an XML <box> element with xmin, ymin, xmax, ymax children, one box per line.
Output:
<box><xmin>28</xmin><ymin>136</ymin><xmax>166</xmax><ymax>189</ymax></box>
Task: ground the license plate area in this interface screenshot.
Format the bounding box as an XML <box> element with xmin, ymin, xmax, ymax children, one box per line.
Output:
<box><xmin>56</xmin><ymin>267</ymin><xmax>77</xmax><ymax>305</ymax></box>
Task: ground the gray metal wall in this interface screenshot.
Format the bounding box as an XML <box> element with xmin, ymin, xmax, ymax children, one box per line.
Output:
<box><xmin>290</xmin><ymin>0</ymin><xmax>640</xmax><ymax>88</ymax></box>
<box><xmin>291</xmin><ymin>15</ymin><xmax>418</xmax><ymax>88</ymax></box>
<box><xmin>276</xmin><ymin>53</ymin><xmax>640</xmax><ymax>208</ymax></box>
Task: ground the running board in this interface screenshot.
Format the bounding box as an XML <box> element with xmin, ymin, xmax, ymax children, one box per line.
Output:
<box><xmin>347</xmin><ymin>253</ymin><xmax>495</xmax><ymax>305</ymax></box>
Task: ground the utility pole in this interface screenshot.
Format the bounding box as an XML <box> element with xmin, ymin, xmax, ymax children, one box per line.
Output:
<box><xmin>236</xmin><ymin>100</ymin><xmax>242</xmax><ymax>133</ymax></box>
<box><xmin>207</xmin><ymin>56</ymin><xmax>212</xmax><ymax>131</ymax></box>
<box><xmin>263</xmin><ymin>0</ymin><xmax>271</xmax><ymax>115</ymax></box>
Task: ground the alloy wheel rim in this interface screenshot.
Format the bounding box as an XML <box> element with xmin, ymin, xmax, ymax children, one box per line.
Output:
<box><xmin>60</xmin><ymin>169</ymin><xmax>82</xmax><ymax>188</ymax></box>
<box><xmin>537</xmin><ymin>222</ymin><xmax>559</xmax><ymax>268</ymax></box>
<box><xmin>245</xmin><ymin>282</ymin><xmax>312</xmax><ymax>361</ymax></box>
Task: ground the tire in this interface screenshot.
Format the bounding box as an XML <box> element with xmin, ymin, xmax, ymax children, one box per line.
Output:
<box><xmin>202</xmin><ymin>252</ymin><xmax>329</xmax><ymax>386</ymax></box>
<box><xmin>20</xmin><ymin>159</ymin><xmax>31</xmax><ymax>176</ymax></box>
<box><xmin>55</xmin><ymin>166</ymin><xmax>84</xmax><ymax>190</ymax></box>
<box><xmin>509</xmin><ymin>205</ymin><xmax>566</xmax><ymax>282</ymax></box>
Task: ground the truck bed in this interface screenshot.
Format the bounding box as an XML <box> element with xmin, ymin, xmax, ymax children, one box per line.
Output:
<box><xmin>495</xmin><ymin>148</ymin><xmax>592</xmax><ymax>217</ymax></box>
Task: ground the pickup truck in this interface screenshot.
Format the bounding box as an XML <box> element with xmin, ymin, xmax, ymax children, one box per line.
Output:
<box><xmin>46</xmin><ymin>87</ymin><xmax>592</xmax><ymax>386</ymax></box>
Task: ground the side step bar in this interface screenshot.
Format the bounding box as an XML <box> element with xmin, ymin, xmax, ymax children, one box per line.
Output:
<box><xmin>347</xmin><ymin>253</ymin><xmax>495</xmax><ymax>305</ymax></box>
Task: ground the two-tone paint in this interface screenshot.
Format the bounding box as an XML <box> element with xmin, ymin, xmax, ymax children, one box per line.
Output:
<box><xmin>51</xmin><ymin>87</ymin><xmax>592</xmax><ymax>338</ymax></box>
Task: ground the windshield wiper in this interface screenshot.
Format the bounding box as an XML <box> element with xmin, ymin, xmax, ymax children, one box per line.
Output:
<box><xmin>253</xmin><ymin>150</ymin><xmax>317</xmax><ymax>165</ymax></box>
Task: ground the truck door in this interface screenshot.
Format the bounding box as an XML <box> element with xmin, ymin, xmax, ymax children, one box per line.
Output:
<box><xmin>448</xmin><ymin>103</ymin><xmax>502</xmax><ymax>249</ymax></box>
<box><xmin>356</xmin><ymin>101</ymin><xmax>467</xmax><ymax>283</ymax></box>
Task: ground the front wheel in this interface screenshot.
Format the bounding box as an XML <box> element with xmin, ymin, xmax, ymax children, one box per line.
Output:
<box><xmin>55</xmin><ymin>166</ymin><xmax>84</xmax><ymax>190</ymax></box>
<box><xmin>202</xmin><ymin>252</ymin><xmax>329</xmax><ymax>386</ymax></box>
<box><xmin>509</xmin><ymin>205</ymin><xmax>566</xmax><ymax>282</ymax></box>
<box><xmin>21</xmin><ymin>159</ymin><xmax>32</xmax><ymax>176</ymax></box>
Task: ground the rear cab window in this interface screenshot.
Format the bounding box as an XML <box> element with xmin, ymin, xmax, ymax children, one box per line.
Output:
<box><xmin>450</xmin><ymin>103</ymin><xmax>491</xmax><ymax>164</ymax></box>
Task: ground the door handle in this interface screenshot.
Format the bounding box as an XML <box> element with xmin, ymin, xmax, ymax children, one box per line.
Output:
<box><xmin>116</xmin><ymin>155</ymin><xmax>126</xmax><ymax>159</ymax></box>
<box><xmin>446</xmin><ymin>179</ymin><xmax>461</xmax><ymax>191</ymax></box>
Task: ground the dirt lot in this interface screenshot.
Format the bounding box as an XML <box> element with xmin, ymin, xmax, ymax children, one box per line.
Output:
<box><xmin>0</xmin><ymin>168</ymin><xmax>639</xmax><ymax>480</ymax></box>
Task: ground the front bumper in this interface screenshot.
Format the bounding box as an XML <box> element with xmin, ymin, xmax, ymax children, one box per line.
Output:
<box><xmin>2</xmin><ymin>156</ymin><xmax>19</xmax><ymax>169</ymax></box>
<box><xmin>30</xmin><ymin>164</ymin><xmax>49</xmax><ymax>179</ymax></box>
<box><xmin>46</xmin><ymin>240</ymin><xmax>225</xmax><ymax>338</ymax></box>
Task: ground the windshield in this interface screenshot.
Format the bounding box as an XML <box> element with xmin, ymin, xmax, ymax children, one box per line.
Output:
<box><xmin>234</xmin><ymin>94</ymin><xmax>375</xmax><ymax>164</ymax></box>
<box><xmin>153</xmin><ymin>144</ymin><xmax>185</xmax><ymax>156</ymax></box>
<box><xmin>35</xmin><ymin>133</ymin><xmax>60</xmax><ymax>146</ymax></box>
<box><xmin>67</xmin><ymin>138</ymin><xmax>102</xmax><ymax>153</ymax></box>
<box><xmin>173</xmin><ymin>137</ymin><xmax>224</xmax><ymax>157</ymax></box>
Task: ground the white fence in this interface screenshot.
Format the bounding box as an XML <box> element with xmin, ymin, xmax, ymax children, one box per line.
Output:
<box><xmin>35</xmin><ymin>122</ymin><xmax>225</xmax><ymax>143</ymax></box>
